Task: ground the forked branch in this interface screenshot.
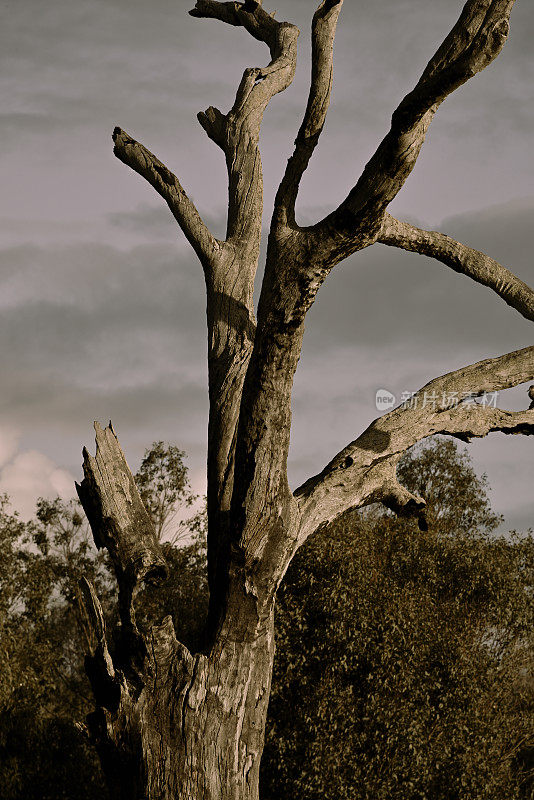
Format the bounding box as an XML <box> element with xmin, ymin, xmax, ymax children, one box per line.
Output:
<box><xmin>191</xmin><ymin>0</ymin><xmax>298</xmax><ymax>249</ymax></box>
<box><xmin>295</xmin><ymin>346</ymin><xmax>534</xmax><ymax>543</ymax></box>
<box><xmin>378</xmin><ymin>213</ymin><xmax>534</xmax><ymax>322</ymax></box>
<box><xmin>187</xmin><ymin>1</ymin><xmax>299</xmax><ymax>633</ymax></box>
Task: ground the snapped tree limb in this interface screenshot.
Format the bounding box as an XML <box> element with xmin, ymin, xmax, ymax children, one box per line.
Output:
<box><xmin>295</xmin><ymin>346</ymin><xmax>534</xmax><ymax>544</ymax></box>
<box><xmin>77</xmin><ymin>422</ymin><xmax>167</xmax><ymax>664</ymax></box>
<box><xmin>378</xmin><ymin>213</ymin><xmax>534</xmax><ymax>322</ymax></box>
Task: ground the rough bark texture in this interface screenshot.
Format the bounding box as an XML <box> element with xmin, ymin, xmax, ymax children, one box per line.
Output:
<box><xmin>75</xmin><ymin>1</ymin><xmax>532</xmax><ymax>798</ymax></box>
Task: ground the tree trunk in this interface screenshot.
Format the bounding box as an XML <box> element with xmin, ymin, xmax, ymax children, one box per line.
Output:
<box><xmin>77</xmin><ymin>424</ymin><xmax>279</xmax><ymax>800</ymax></box>
<box><xmin>91</xmin><ymin>614</ymin><xmax>274</xmax><ymax>800</ymax></box>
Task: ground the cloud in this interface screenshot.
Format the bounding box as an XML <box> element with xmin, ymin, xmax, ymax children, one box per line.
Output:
<box><xmin>288</xmin><ymin>199</ymin><xmax>534</xmax><ymax>529</ymax></box>
<box><xmin>2</xmin><ymin>0</ymin><xmax>533</xmax><ymax>231</ymax></box>
<box><xmin>108</xmin><ymin>204</ymin><xmax>227</xmax><ymax>242</ymax></box>
<box><xmin>0</xmin><ymin>428</ymin><xmax>20</xmax><ymax>471</ymax></box>
<box><xmin>440</xmin><ymin>196</ymin><xmax>534</xmax><ymax>275</ymax></box>
<box><xmin>0</xmin><ymin>446</ymin><xmax>75</xmax><ymax>521</ymax></box>
<box><xmin>297</xmin><ymin>200</ymin><xmax>533</xmax><ymax>360</ymax></box>
<box><xmin>0</xmin><ymin>197</ymin><xmax>532</xmax><ymax>528</ymax></box>
<box><xmin>0</xmin><ymin>0</ymin><xmax>532</xmax><ymax>531</ymax></box>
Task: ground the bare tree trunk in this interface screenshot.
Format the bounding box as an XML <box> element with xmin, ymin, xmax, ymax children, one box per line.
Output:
<box><xmin>77</xmin><ymin>423</ymin><xmax>287</xmax><ymax>800</ymax></box>
<box><xmin>74</xmin><ymin>1</ymin><xmax>534</xmax><ymax>798</ymax></box>
<box><xmin>91</xmin><ymin>614</ymin><xmax>274</xmax><ymax>800</ymax></box>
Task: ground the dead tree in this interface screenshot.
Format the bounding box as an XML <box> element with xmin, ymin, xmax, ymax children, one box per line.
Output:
<box><xmin>75</xmin><ymin>2</ymin><xmax>534</xmax><ymax>798</ymax></box>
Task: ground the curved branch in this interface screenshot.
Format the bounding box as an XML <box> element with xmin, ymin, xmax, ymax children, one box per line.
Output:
<box><xmin>307</xmin><ymin>0</ymin><xmax>516</xmax><ymax>266</ymax></box>
<box><xmin>112</xmin><ymin>127</ymin><xmax>221</xmax><ymax>268</ymax></box>
<box><xmin>378</xmin><ymin>213</ymin><xmax>534</xmax><ymax>322</ymax></box>
<box><xmin>295</xmin><ymin>345</ymin><xmax>534</xmax><ymax>543</ymax></box>
<box><xmin>191</xmin><ymin>0</ymin><xmax>299</xmax><ymax>249</ymax></box>
<box><xmin>274</xmin><ymin>0</ymin><xmax>344</xmax><ymax>226</ymax></box>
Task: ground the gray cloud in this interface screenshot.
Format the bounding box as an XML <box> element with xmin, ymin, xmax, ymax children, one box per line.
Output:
<box><xmin>0</xmin><ymin>239</ymin><xmax>209</xmax><ymax>479</ymax></box>
<box><xmin>1</xmin><ymin>0</ymin><xmax>532</xmax><ymax>529</ymax></box>
<box><xmin>108</xmin><ymin>204</ymin><xmax>227</xmax><ymax>242</ymax></box>
<box><xmin>299</xmin><ymin>198</ymin><xmax>533</xmax><ymax>358</ymax></box>
<box><xmin>2</xmin><ymin>1</ymin><xmax>532</xmax><ymax>224</ymax></box>
<box><xmin>1</xmin><ymin>197</ymin><xmax>532</xmax><ymax>527</ymax></box>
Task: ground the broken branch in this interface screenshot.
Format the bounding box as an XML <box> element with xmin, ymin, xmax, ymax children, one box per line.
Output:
<box><xmin>190</xmin><ymin>0</ymin><xmax>298</xmax><ymax>249</ymax></box>
<box><xmin>112</xmin><ymin>127</ymin><xmax>220</xmax><ymax>267</ymax></box>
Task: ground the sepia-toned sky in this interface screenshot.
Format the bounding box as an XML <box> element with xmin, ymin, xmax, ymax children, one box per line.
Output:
<box><xmin>1</xmin><ymin>0</ymin><xmax>533</xmax><ymax>531</ymax></box>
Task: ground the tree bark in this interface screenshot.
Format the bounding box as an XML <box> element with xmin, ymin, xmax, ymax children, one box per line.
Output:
<box><xmin>74</xmin><ymin>1</ymin><xmax>533</xmax><ymax>798</ymax></box>
<box><xmin>90</xmin><ymin>617</ymin><xmax>274</xmax><ymax>800</ymax></box>
<box><xmin>78</xmin><ymin>423</ymin><xmax>281</xmax><ymax>800</ymax></box>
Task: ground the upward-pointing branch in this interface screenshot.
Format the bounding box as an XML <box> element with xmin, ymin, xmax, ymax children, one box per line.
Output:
<box><xmin>378</xmin><ymin>213</ymin><xmax>534</xmax><ymax>322</ymax></box>
<box><xmin>308</xmin><ymin>0</ymin><xmax>516</xmax><ymax>266</ymax></box>
<box><xmin>112</xmin><ymin>128</ymin><xmax>220</xmax><ymax>269</ymax></box>
<box><xmin>186</xmin><ymin>1</ymin><xmax>299</xmax><ymax>636</ymax></box>
<box><xmin>275</xmin><ymin>0</ymin><xmax>344</xmax><ymax>226</ymax></box>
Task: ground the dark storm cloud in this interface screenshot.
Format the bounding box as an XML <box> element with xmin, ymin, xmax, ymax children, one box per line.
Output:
<box><xmin>108</xmin><ymin>206</ymin><xmax>181</xmax><ymax>238</ymax></box>
<box><xmin>441</xmin><ymin>198</ymin><xmax>534</xmax><ymax>273</ymax></box>
<box><xmin>298</xmin><ymin>198</ymin><xmax>533</xmax><ymax>360</ymax></box>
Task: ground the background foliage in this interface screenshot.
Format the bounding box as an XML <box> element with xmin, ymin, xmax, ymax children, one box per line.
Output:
<box><xmin>0</xmin><ymin>439</ymin><xmax>532</xmax><ymax>799</ymax></box>
<box><xmin>262</xmin><ymin>440</ymin><xmax>534</xmax><ymax>800</ymax></box>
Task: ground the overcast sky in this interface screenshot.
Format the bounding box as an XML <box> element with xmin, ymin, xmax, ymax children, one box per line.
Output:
<box><xmin>1</xmin><ymin>0</ymin><xmax>533</xmax><ymax>532</ymax></box>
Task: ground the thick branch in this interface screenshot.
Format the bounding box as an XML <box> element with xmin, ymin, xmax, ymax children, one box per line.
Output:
<box><xmin>307</xmin><ymin>0</ymin><xmax>516</xmax><ymax>265</ymax></box>
<box><xmin>221</xmin><ymin>3</ymin><xmax>344</xmax><ymax>578</ymax></box>
<box><xmin>275</xmin><ymin>0</ymin><xmax>344</xmax><ymax>225</ymax></box>
<box><xmin>112</xmin><ymin>128</ymin><xmax>220</xmax><ymax>268</ymax></box>
<box><xmin>378</xmin><ymin>213</ymin><xmax>534</xmax><ymax>322</ymax></box>
<box><xmin>296</xmin><ymin>346</ymin><xmax>534</xmax><ymax>542</ymax></box>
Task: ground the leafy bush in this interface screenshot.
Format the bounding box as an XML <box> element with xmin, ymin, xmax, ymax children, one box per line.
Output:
<box><xmin>262</xmin><ymin>440</ymin><xmax>534</xmax><ymax>800</ymax></box>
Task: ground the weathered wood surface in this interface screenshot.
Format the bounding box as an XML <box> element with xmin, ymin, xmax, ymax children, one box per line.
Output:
<box><xmin>74</xmin><ymin>2</ymin><xmax>533</xmax><ymax>798</ymax></box>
